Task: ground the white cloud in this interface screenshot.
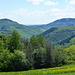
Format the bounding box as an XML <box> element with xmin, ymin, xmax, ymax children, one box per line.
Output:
<box><xmin>11</xmin><ymin>8</ymin><xmax>27</xmax><ymax>16</ymax></box>
<box><xmin>44</xmin><ymin>1</ymin><xmax>58</xmax><ymax>5</ymax></box>
<box><xmin>49</xmin><ymin>8</ymin><xmax>63</xmax><ymax>12</ymax></box>
<box><xmin>27</xmin><ymin>0</ymin><xmax>43</xmax><ymax>5</ymax></box>
<box><xmin>0</xmin><ymin>6</ymin><xmax>75</xmax><ymax>25</ymax></box>
<box><xmin>10</xmin><ymin>7</ymin><xmax>75</xmax><ymax>24</ymax></box>
<box><xmin>66</xmin><ymin>6</ymin><xmax>74</xmax><ymax>11</ymax></box>
<box><xmin>69</xmin><ymin>0</ymin><xmax>75</xmax><ymax>5</ymax></box>
<box><xmin>0</xmin><ymin>12</ymin><xmax>2</xmax><ymax>16</ymax></box>
<box><xmin>0</xmin><ymin>12</ymin><xmax>6</xmax><ymax>19</ymax></box>
<box><xmin>27</xmin><ymin>0</ymin><xmax>59</xmax><ymax>6</ymax></box>
<box><xmin>65</xmin><ymin>0</ymin><xmax>68</xmax><ymax>3</ymax></box>
<box><xmin>6</xmin><ymin>9</ymin><xmax>28</xmax><ymax>24</ymax></box>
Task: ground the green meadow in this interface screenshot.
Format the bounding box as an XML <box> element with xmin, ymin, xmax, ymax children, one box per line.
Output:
<box><xmin>0</xmin><ymin>64</ymin><xmax>75</xmax><ymax>75</ymax></box>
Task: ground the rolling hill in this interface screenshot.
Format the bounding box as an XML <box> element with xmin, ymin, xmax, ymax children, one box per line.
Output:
<box><xmin>1</xmin><ymin>18</ymin><xmax>75</xmax><ymax>46</ymax></box>
<box><xmin>42</xmin><ymin>25</ymin><xmax>75</xmax><ymax>46</ymax></box>
<box><xmin>0</xmin><ymin>18</ymin><xmax>45</xmax><ymax>38</ymax></box>
<box><xmin>30</xmin><ymin>18</ymin><xmax>75</xmax><ymax>30</ymax></box>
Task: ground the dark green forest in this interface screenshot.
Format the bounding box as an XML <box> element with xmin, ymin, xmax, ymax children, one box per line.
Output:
<box><xmin>0</xmin><ymin>29</ymin><xmax>75</xmax><ymax>72</ymax></box>
<box><xmin>1</xmin><ymin>18</ymin><xmax>75</xmax><ymax>47</ymax></box>
<box><xmin>42</xmin><ymin>25</ymin><xmax>75</xmax><ymax>46</ymax></box>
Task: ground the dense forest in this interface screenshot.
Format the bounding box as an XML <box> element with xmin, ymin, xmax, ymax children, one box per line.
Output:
<box><xmin>42</xmin><ymin>25</ymin><xmax>75</xmax><ymax>46</ymax></box>
<box><xmin>0</xmin><ymin>29</ymin><xmax>75</xmax><ymax>72</ymax></box>
<box><xmin>1</xmin><ymin>18</ymin><xmax>75</xmax><ymax>47</ymax></box>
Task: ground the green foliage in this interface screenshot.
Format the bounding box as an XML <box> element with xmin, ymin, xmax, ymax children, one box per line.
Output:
<box><xmin>37</xmin><ymin>34</ymin><xmax>46</xmax><ymax>47</ymax></box>
<box><xmin>42</xmin><ymin>25</ymin><xmax>75</xmax><ymax>46</ymax></box>
<box><xmin>54</xmin><ymin>46</ymin><xmax>67</xmax><ymax>66</ymax></box>
<box><xmin>0</xmin><ymin>49</ymin><xmax>29</xmax><ymax>71</ymax></box>
<box><xmin>0</xmin><ymin>28</ymin><xmax>75</xmax><ymax>72</ymax></box>
<box><xmin>69</xmin><ymin>37</ymin><xmax>75</xmax><ymax>44</ymax></box>
<box><xmin>30</xmin><ymin>34</ymin><xmax>46</xmax><ymax>49</ymax></box>
<box><xmin>0</xmin><ymin>64</ymin><xmax>75</xmax><ymax>75</ymax></box>
<box><xmin>0</xmin><ymin>18</ymin><xmax>75</xmax><ymax>73</ymax></box>
<box><xmin>30</xmin><ymin>35</ymin><xmax>38</xmax><ymax>49</ymax></box>
<box><xmin>25</xmin><ymin>43</ymin><xmax>34</xmax><ymax>69</ymax></box>
<box><xmin>65</xmin><ymin>45</ymin><xmax>75</xmax><ymax>63</ymax></box>
<box><xmin>2</xmin><ymin>34</ymin><xmax>8</xmax><ymax>49</ymax></box>
<box><xmin>8</xmin><ymin>29</ymin><xmax>21</xmax><ymax>52</ymax></box>
<box><xmin>0</xmin><ymin>40</ymin><xmax>4</xmax><ymax>53</ymax></box>
<box><xmin>0</xmin><ymin>49</ymin><xmax>10</xmax><ymax>71</ymax></box>
<box><xmin>0</xmin><ymin>19</ymin><xmax>45</xmax><ymax>38</ymax></box>
<box><xmin>45</xmin><ymin>43</ymin><xmax>54</xmax><ymax>68</ymax></box>
<box><xmin>31</xmin><ymin>18</ymin><xmax>75</xmax><ymax>30</ymax></box>
<box><xmin>0</xmin><ymin>34</ymin><xmax>8</xmax><ymax>49</ymax></box>
<box><xmin>33</xmin><ymin>48</ymin><xmax>46</xmax><ymax>69</ymax></box>
<box><xmin>7</xmin><ymin>50</ymin><xmax>29</xmax><ymax>71</ymax></box>
<box><xmin>63</xmin><ymin>37</ymin><xmax>75</xmax><ymax>47</ymax></box>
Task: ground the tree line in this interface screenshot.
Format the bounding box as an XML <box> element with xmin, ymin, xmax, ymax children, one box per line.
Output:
<box><xmin>0</xmin><ymin>29</ymin><xmax>74</xmax><ymax>72</ymax></box>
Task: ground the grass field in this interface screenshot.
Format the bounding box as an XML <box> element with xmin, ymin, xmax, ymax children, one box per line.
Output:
<box><xmin>0</xmin><ymin>64</ymin><xmax>75</xmax><ymax>75</ymax></box>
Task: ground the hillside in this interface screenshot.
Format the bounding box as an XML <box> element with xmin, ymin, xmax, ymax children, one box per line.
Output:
<box><xmin>30</xmin><ymin>18</ymin><xmax>75</xmax><ymax>30</ymax></box>
<box><xmin>0</xmin><ymin>64</ymin><xmax>75</xmax><ymax>75</ymax></box>
<box><xmin>42</xmin><ymin>25</ymin><xmax>75</xmax><ymax>46</ymax></box>
<box><xmin>0</xmin><ymin>18</ymin><xmax>45</xmax><ymax>38</ymax></box>
<box><xmin>1</xmin><ymin>18</ymin><xmax>75</xmax><ymax>46</ymax></box>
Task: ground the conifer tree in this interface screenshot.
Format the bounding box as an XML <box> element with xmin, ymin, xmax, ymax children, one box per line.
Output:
<box><xmin>37</xmin><ymin>34</ymin><xmax>46</xmax><ymax>48</ymax></box>
<box><xmin>8</xmin><ymin>29</ymin><xmax>21</xmax><ymax>52</ymax></box>
<box><xmin>30</xmin><ymin>35</ymin><xmax>38</xmax><ymax>49</ymax></box>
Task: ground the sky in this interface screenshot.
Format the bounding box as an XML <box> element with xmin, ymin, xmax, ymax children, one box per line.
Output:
<box><xmin>0</xmin><ymin>0</ymin><xmax>75</xmax><ymax>25</ymax></box>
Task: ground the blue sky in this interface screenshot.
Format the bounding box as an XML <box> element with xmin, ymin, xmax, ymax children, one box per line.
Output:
<box><xmin>0</xmin><ymin>0</ymin><xmax>75</xmax><ymax>25</ymax></box>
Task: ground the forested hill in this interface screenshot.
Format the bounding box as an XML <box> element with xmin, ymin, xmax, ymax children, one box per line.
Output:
<box><xmin>30</xmin><ymin>18</ymin><xmax>75</xmax><ymax>30</ymax></box>
<box><xmin>0</xmin><ymin>18</ymin><xmax>45</xmax><ymax>38</ymax></box>
<box><xmin>1</xmin><ymin>18</ymin><xmax>75</xmax><ymax>46</ymax></box>
<box><xmin>42</xmin><ymin>25</ymin><xmax>75</xmax><ymax>46</ymax></box>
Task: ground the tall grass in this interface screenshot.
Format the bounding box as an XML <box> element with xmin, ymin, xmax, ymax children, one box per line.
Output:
<box><xmin>0</xmin><ymin>64</ymin><xmax>75</xmax><ymax>75</ymax></box>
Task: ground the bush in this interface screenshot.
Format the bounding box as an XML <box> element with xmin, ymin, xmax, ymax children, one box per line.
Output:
<box><xmin>54</xmin><ymin>46</ymin><xmax>67</xmax><ymax>66</ymax></box>
<box><xmin>0</xmin><ymin>50</ymin><xmax>29</xmax><ymax>72</ymax></box>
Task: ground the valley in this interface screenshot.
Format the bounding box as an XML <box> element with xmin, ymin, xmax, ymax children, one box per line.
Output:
<box><xmin>0</xmin><ymin>18</ymin><xmax>75</xmax><ymax>74</ymax></box>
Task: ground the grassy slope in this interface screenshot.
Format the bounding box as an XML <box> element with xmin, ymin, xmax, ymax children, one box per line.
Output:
<box><xmin>0</xmin><ymin>64</ymin><xmax>75</xmax><ymax>75</ymax></box>
<box><xmin>0</xmin><ymin>72</ymin><xmax>75</xmax><ymax>75</ymax></box>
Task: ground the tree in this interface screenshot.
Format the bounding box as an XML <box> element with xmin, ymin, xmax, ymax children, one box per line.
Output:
<box><xmin>7</xmin><ymin>50</ymin><xmax>29</xmax><ymax>71</ymax></box>
<box><xmin>0</xmin><ymin>34</ymin><xmax>8</xmax><ymax>49</ymax></box>
<box><xmin>25</xmin><ymin>43</ymin><xmax>34</xmax><ymax>69</ymax></box>
<box><xmin>0</xmin><ymin>49</ymin><xmax>10</xmax><ymax>71</ymax></box>
<box><xmin>30</xmin><ymin>35</ymin><xmax>38</xmax><ymax>49</ymax></box>
<box><xmin>0</xmin><ymin>49</ymin><xmax>29</xmax><ymax>71</ymax></box>
<box><xmin>65</xmin><ymin>45</ymin><xmax>75</xmax><ymax>63</ymax></box>
<box><xmin>54</xmin><ymin>46</ymin><xmax>67</xmax><ymax>66</ymax></box>
<box><xmin>0</xmin><ymin>40</ymin><xmax>4</xmax><ymax>53</ymax></box>
<box><xmin>37</xmin><ymin>34</ymin><xmax>46</xmax><ymax>48</ymax></box>
<box><xmin>8</xmin><ymin>29</ymin><xmax>21</xmax><ymax>52</ymax></box>
<box><xmin>45</xmin><ymin>42</ymin><xmax>54</xmax><ymax>68</ymax></box>
<box><xmin>33</xmin><ymin>47</ymin><xmax>46</xmax><ymax>69</ymax></box>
